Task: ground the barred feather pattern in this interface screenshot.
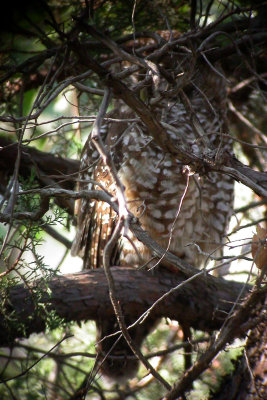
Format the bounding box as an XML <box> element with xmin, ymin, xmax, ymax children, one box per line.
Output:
<box><xmin>72</xmin><ymin>66</ymin><xmax>234</xmax><ymax>380</ymax></box>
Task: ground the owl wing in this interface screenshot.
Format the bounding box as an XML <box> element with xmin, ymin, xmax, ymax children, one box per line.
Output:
<box><xmin>71</xmin><ymin>109</ymin><xmax>130</xmax><ymax>269</ymax></box>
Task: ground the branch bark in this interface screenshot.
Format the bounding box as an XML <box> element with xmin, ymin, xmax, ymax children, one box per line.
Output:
<box><xmin>0</xmin><ymin>267</ymin><xmax>253</xmax><ymax>347</ymax></box>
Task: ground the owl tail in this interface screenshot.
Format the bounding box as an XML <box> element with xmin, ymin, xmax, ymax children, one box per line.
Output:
<box><xmin>96</xmin><ymin>316</ymin><xmax>157</xmax><ymax>382</ymax></box>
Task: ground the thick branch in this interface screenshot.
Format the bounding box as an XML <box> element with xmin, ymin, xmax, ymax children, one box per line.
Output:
<box><xmin>0</xmin><ymin>267</ymin><xmax>253</xmax><ymax>346</ymax></box>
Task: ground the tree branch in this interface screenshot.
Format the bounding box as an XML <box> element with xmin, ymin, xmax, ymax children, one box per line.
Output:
<box><xmin>163</xmin><ymin>277</ymin><xmax>267</xmax><ymax>400</ymax></box>
<box><xmin>0</xmin><ymin>267</ymin><xmax>253</xmax><ymax>347</ymax></box>
<box><xmin>70</xmin><ymin>36</ymin><xmax>267</xmax><ymax>198</ymax></box>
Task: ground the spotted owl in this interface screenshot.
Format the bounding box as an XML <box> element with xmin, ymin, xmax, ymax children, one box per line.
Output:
<box><xmin>72</xmin><ymin>60</ymin><xmax>234</xmax><ymax>381</ymax></box>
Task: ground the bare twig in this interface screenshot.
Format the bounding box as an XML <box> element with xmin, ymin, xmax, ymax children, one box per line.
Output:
<box><xmin>0</xmin><ymin>335</ymin><xmax>72</xmax><ymax>384</ymax></box>
<box><xmin>228</xmin><ymin>100</ymin><xmax>267</xmax><ymax>145</ymax></box>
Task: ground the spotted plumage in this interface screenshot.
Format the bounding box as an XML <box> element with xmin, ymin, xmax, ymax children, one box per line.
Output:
<box><xmin>72</xmin><ymin>63</ymin><xmax>234</xmax><ymax>380</ymax></box>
